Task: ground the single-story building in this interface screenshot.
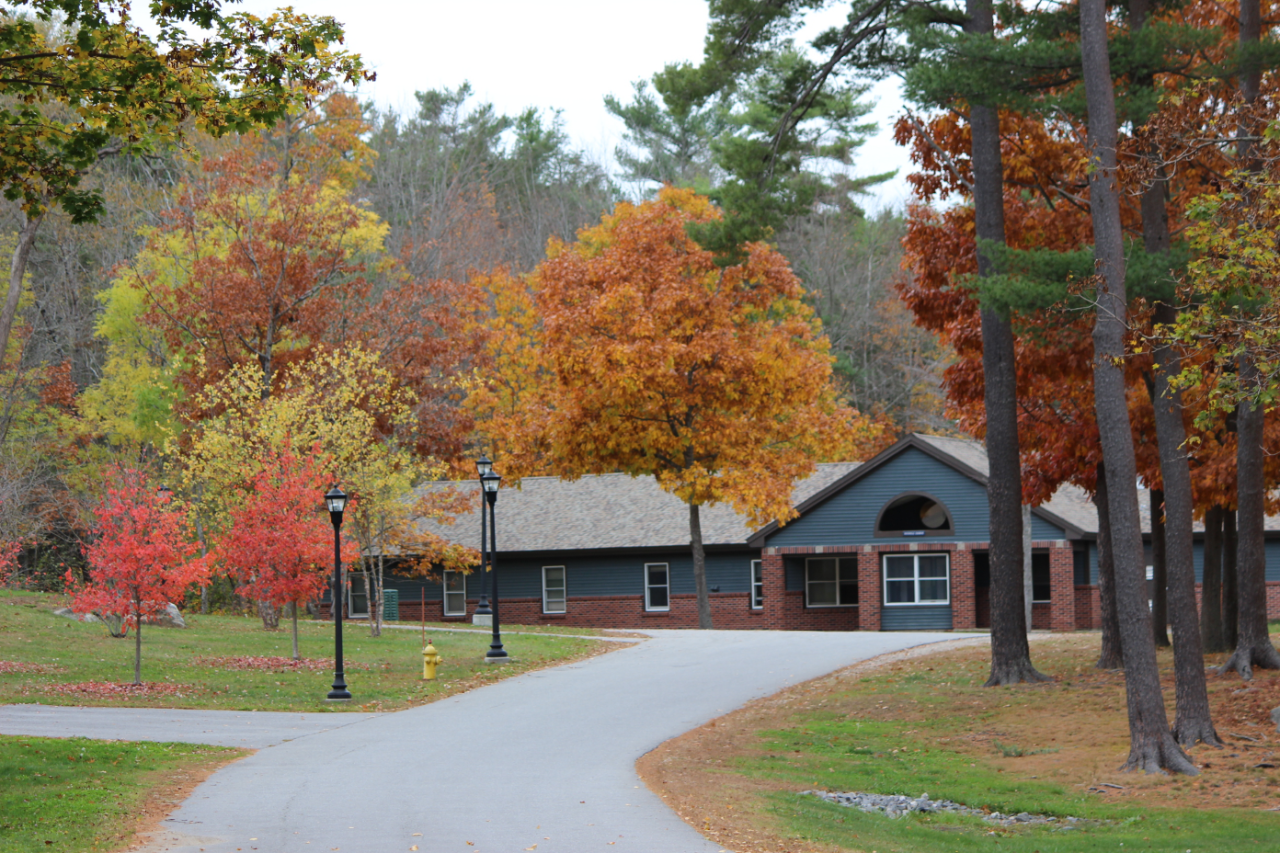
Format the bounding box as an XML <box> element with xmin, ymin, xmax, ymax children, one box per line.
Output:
<box><xmin>336</xmin><ymin>433</ymin><xmax>1280</xmax><ymax>631</ymax></box>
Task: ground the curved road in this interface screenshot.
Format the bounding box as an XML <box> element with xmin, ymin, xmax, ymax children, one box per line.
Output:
<box><xmin>2</xmin><ymin>629</ymin><xmax>977</xmax><ymax>853</ymax></box>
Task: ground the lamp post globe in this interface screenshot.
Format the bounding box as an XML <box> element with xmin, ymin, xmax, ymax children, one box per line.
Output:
<box><xmin>325</xmin><ymin>486</ymin><xmax>352</xmax><ymax>701</ymax></box>
<box><xmin>481</xmin><ymin>469</ymin><xmax>507</xmax><ymax>662</ymax></box>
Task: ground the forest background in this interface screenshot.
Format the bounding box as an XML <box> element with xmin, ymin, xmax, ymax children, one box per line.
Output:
<box><xmin>8</xmin><ymin>0</ymin><xmax>1280</xmax><ymax>778</ymax></box>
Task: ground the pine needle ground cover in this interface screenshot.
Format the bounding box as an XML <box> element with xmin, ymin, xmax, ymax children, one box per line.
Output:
<box><xmin>0</xmin><ymin>591</ymin><xmax>603</xmax><ymax>712</ymax></box>
<box><xmin>0</xmin><ymin>735</ymin><xmax>243</xmax><ymax>853</ymax></box>
<box><xmin>640</xmin><ymin>634</ymin><xmax>1280</xmax><ymax>853</ymax></box>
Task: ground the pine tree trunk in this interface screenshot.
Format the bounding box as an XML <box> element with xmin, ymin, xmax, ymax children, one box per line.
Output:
<box><xmin>1223</xmin><ymin>510</ymin><xmax>1238</xmax><ymax>649</ymax></box>
<box><xmin>1150</xmin><ymin>304</ymin><xmax>1220</xmax><ymax>745</ymax></box>
<box><xmin>1201</xmin><ymin>506</ymin><xmax>1226</xmax><ymax>652</ymax></box>
<box><xmin>1220</xmin><ymin>359</ymin><xmax>1280</xmax><ymax>678</ymax></box>
<box><xmin>1081</xmin><ymin>0</ymin><xmax>1196</xmax><ymax>773</ymax></box>
<box><xmin>968</xmin><ymin>0</ymin><xmax>1044</xmax><ymax>686</ymax></box>
<box><xmin>1095</xmin><ymin>464</ymin><xmax>1124</xmax><ymax>670</ymax></box>
<box><xmin>690</xmin><ymin>502</ymin><xmax>712</xmax><ymax>629</ymax></box>
<box><xmin>1150</xmin><ymin>487</ymin><xmax>1169</xmax><ymax>647</ymax></box>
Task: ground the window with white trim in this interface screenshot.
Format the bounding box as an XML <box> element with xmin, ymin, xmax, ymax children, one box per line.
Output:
<box><xmin>442</xmin><ymin>570</ymin><xmax>466</xmax><ymax>616</ymax></box>
<box><xmin>883</xmin><ymin>554</ymin><xmax>949</xmax><ymax>605</ymax></box>
<box><xmin>805</xmin><ymin>557</ymin><xmax>858</xmax><ymax>607</ymax></box>
<box><xmin>750</xmin><ymin>560</ymin><xmax>764</xmax><ymax>609</ymax></box>
<box><xmin>645</xmin><ymin>563</ymin><xmax>670</xmax><ymax>611</ymax></box>
<box><xmin>543</xmin><ymin>566</ymin><xmax>566</xmax><ymax>614</ymax></box>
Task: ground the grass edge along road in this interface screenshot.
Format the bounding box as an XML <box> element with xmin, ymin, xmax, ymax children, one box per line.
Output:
<box><xmin>640</xmin><ymin>634</ymin><xmax>1280</xmax><ymax>853</ymax></box>
<box><xmin>0</xmin><ymin>590</ymin><xmax>610</xmax><ymax>712</ymax></box>
<box><xmin>0</xmin><ymin>735</ymin><xmax>244</xmax><ymax>853</ymax></box>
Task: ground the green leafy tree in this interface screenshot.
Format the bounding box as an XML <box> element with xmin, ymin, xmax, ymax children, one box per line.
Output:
<box><xmin>0</xmin><ymin>0</ymin><xmax>371</xmax><ymax>378</ymax></box>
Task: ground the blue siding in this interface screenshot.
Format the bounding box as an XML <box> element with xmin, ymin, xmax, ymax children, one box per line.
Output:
<box><xmin>765</xmin><ymin>447</ymin><xmax>1065</xmax><ymax>548</ymax></box>
<box><xmin>1031</xmin><ymin>514</ymin><xmax>1065</xmax><ymax>539</ymax></box>
<box><xmin>386</xmin><ymin>550</ymin><xmax>758</xmax><ymax>606</ymax></box>
<box><xmin>1188</xmin><ymin>540</ymin><xmax>1280</xmax><ymax>583</ymax></box>
<box><xmin>784</xmin><ymin>557</ymin><xmax>805</xmax><ymax>592</ymax></box>
<box><xmin>881</xmin><ymin>606</ymin><xmax>952</xmax><ymax>630</ymax></box>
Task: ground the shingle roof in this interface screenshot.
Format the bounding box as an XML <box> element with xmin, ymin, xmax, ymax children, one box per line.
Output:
<box><xmin>413</xmin><ymin>434</ymin><xmax>1272</xmax><ymax>551</ymax></box>
<box><xmin>414</xmin><ymin>462</ymin><xmax>860</xmax><ymax>553</ymax></box>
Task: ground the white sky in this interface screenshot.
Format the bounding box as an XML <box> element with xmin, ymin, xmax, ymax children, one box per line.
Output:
<box><xmin>232</xmin><ymin>0</ymin><xmax>914</xmax><ymax>212</ymax></box>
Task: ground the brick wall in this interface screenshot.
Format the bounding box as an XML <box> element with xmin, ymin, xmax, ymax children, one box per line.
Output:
<box><xmin>951</xmin><ymin>547</ymin><xmax>976</xmax><ymax>630</ymax></box>
<box><xmin>1049</xmin><ymin>543</ymin><xmax>1076</xmax><ymax>631</ymax></box>
<box><xmin>1075</xmin><ymin>585</ymin><xmax>1099</xmax><ymax>629</ymax></box>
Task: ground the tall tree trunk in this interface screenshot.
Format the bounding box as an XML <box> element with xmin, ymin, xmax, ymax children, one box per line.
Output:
<box><xmin>968</xmin><ymin>0</ymin><xmax>1045</xmax><ymax>686</ymax></box>
<box><xmin>1095</xmin><ymin>463</ymin><xmax>1124</xmax><ymax>669</ymax></box>
<box><xmin>0</xmin><ymin>212</ymin><xmax>44</xmax><ymax>372</ymax></box>
<box><xmin>291</xmin><ymin>602</ymin><xmax>300</xmax><ymax>661</ymax></box>
<box><xmin>1220</xmin><ymin>358</ymin><xmax>1280</xmax><ymax>678</ymax></box>
<box><xmin>1081</xmin><ymin>0</ymin><xmax>1196</xmax><ymax>773</ymax></box>
<box><xmin>1223</xmin><ymin>509</ymin><xmax>1238</xmax><ymax>649</ymax></box>
<box><xmin>195</xmin><ymin>512</ymin><xmax>210</xmax><ymax>615</ymax></box>
<box><xmin>133</xmin><ymin>594</ymin><xmax>143</xmax><ymax>686</ymax></box>
<box><xmin>1150</xmin><ymin>487</ymin><xmax>1169</xmax><ymax>647</ymax></box>
<box><xmin>1150</xmin><ymin>305</ymin><xmax>1221</xmax><ymax>746</ymax></box>
<box><xmin>259</xmin><ymin>599</ymin><xmax>279</xmax><ymax>630</ymax></box>
<box><xmin>1201</xmin><ymin>505</ymin><xmax>1226</xmax><ymax>652</ymax></box>
<box><xmin>690</xmin><ymin>502</ymin><xmax>712</xmax><ymax>629</ymax></box>
<box><xmin>1023</xmin><ymin>503</ymin><xmax>1034</xmax><ymax>631</ymax></box>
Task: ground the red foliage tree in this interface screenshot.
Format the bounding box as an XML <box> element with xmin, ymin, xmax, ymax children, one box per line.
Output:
<box><xmin>211</xmin><ymin>442</ymin><xmax>360</xmax><ymax>659</ymax></box>
<box><xmin>69</xmin><ymin>468</ymin><xmax>206</xmax><ymax>685</ymax></box>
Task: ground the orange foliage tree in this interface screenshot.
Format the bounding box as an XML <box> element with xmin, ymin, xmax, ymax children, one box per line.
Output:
<box><xmin>494</xmin><ymin>187</ymin><xmax>889</xmax><ymax>628</ymax></box>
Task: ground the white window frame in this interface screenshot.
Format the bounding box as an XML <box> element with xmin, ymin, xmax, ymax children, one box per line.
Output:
<box><xmin>805</xmin><ymin>557</ymin><xmax>858</xmax><ymax>608</ymax></box>
<box><xmin>644</xmin><ymin>563</ymin><xmax>670</xmax><ymax>612</ymax></box>
<box><xmin>442</xmin><ymin>570</ymin><xmax>466</xmax><ymax>617</ymax></box>
<box><xmin>882</xmin><ymin>553</ymin><xmax>950</xmax><ymax>606</ymax></box>
<box><xmin>542</xmin><ymin>565</ymin><xmax>567</xmax><ymax>614</ymax></box>
<box><xmin>750</xmin><ymin>560</ymin><xmax>764</xmax><ymax>610</ymax></box>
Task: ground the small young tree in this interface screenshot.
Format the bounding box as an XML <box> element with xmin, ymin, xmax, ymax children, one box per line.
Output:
<box><xmin>69</xmin><ymin>468</ymin><xmax>206</xmax><ymax>685</ymax></box>
<box><xmin>213</xmin><ymin>442</ymin><xmax>356</xmax><ymax>659</ymax></box>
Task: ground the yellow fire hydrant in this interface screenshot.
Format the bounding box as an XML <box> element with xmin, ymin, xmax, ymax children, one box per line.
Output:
<box><xmin>422</xmin><ymin>640</ymin><xmax>442</xmax><ymax>681</ymax></box>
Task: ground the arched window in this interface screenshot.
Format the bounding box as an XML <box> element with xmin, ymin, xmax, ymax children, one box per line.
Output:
<box><xmin>876</xmin><ymin>493</ymin><xmax>954</xmax><ymax>537</ymax></box>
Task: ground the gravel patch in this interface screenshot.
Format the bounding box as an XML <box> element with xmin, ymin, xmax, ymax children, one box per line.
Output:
<box><xmin>803</xmin><ymin>791</ymin><xmax>1087</xmax><ymax>829</ymax></box>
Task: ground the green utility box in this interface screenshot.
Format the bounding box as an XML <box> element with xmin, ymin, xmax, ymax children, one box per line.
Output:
<box><xmin>382</xmin><ymin>589</ymin><xmax>399</xmax><ymax>622</ymax></box>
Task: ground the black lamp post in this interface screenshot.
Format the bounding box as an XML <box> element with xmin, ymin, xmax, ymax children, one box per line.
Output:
<box><xmin>472</xmin><ymin>455</ymin><xmax>493</xmax><ymax>623</ymax></box>
<box><xmin>325</xmin><ymin>486</ymin><xmax>352</xmax><ymax>700</ymax></box>
<box><xmin>481</xmin><ymin>468</ymin><xmax>507</xmax><ymax>662</ymax></box>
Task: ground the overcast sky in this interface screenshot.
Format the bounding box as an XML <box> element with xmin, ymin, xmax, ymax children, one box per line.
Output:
<box><xmin>234</xmin><ymin>0</ymin><xmax>914</xmax><ymax>212</ymax></box>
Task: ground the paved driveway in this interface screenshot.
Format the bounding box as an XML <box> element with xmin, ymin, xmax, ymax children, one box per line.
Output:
<box><xmin>2</xmin><ymin>629</ymin><xmax>977</xmax><ymax>853</ymax></box>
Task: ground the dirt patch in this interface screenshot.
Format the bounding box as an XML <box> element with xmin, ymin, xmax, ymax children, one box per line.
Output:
<box><xmin>637</xmin><ymin>634</ymin><xmax>1280</xmax><ymax>852</ymax></box>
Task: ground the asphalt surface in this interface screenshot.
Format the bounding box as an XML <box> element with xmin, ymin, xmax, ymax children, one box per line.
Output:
<box><xmin>1</xmin><ymin>629</ymin><xmax>976</xmax><ymax>853</ymax></box>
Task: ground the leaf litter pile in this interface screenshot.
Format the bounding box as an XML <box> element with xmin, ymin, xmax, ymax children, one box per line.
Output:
<box><xmin>193</xmin><ymin>655</ymin><xmax>381</xmax><ymax>672</ymax></box>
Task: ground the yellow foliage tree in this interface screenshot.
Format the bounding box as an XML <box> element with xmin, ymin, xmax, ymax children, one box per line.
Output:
<box><xmin>180</xmin><ymin>345</ymin><xmax>443</xmax><ymax>633</ymax></box>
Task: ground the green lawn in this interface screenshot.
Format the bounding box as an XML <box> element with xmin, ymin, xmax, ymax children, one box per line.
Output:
<box><xmin>0</xmin><ymin>590</ymin><xmax>603</xmax><ymax>712</ymax></box>
<box><xmin>0</xmin><ymin>735</ymin><xmax>242</xmax><ymax>853</ymax></box>
<box><xmin>707</xmin><ymin>635</ymin><xmax>1280</xmax><ymax>852</ymax></box>
<box><xmin>747</xmin><ymin>719</ymin><xmax>1277</xmax><ymax>852</ymax></box>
